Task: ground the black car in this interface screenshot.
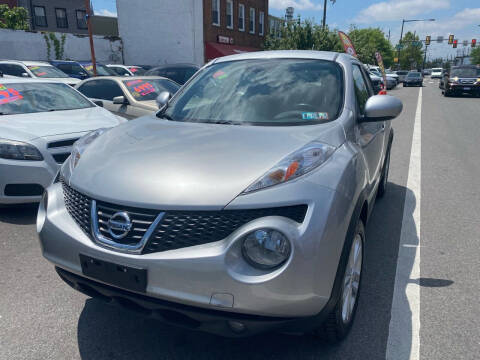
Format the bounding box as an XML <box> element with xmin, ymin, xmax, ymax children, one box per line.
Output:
<box><xmin>403</xmin><ymin>71</ymin><xmax>423</xmax><ymax>87</ymax></box>
<box><xmin>442</xmin><ymin>65</ymin><xmax>480</xmax><ymax>97</ymax></box>
<box><xmin>145</xmin><ymin>63</ymin><xmax>199</xmax><ymax>85</ymax></box>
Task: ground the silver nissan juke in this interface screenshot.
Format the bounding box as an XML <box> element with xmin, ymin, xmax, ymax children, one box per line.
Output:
<box><xmin>37</xmin><ymin>51</ymin><xmax>402</xmax><ymax>340</ymax></box>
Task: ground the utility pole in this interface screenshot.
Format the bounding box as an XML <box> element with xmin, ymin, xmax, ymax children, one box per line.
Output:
<box><xmin>422</xmin><ymin>45</ymin><xmax>428</xmax><ymax>72</ymax></box>
<box><xmin>85</xmin><ymin>0</ymin><xmax>97</xmax><ymax>76</ymax></box>
<box><xmin>322</xmin><ymin>0</ymin><xmax>327</xmax><ymax>30</ymax></box>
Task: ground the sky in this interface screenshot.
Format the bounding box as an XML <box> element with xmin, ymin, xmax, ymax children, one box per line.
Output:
<box><xmin>91</xmin><ymin>0</ymin><xmax>480</xmax><ymax>61</ymax></box>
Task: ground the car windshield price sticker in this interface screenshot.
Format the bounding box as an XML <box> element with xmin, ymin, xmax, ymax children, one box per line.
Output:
<box><xmin>0</xmin><ymin>85</ymin><xmax>23</xmax><ymax>104</ymax></box>
<box><xmin>302</xmin><ymin>112</ymin><xmax>328</xmax><ymax>120</ymax></box>
<box><xmin>126</xmin><ymin>80</ymin><xmax>155</xmax><ymax>97</ymax></box>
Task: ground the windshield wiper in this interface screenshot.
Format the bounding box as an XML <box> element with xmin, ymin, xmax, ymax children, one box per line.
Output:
<box><xmin>208</xmin><ymin>120</ymin><xmax>243</xmax><ymax>125</ymax></box>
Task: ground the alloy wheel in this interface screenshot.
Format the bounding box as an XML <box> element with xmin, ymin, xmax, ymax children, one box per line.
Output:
<box><xmin>341</xmin><ymin>233</ymin><xmax>363</xmax><ymax>324</ymax></box>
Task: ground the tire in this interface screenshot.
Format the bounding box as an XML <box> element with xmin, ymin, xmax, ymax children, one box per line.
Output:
<box><xmin>311</xmin><ymin>220</ymin><xmax>365</xmax><ymax>343</ymax></box>
<box><xmin>377</xmin><ymin>145</ymin><xmax>391</xmax><ymax>198</ymax></box>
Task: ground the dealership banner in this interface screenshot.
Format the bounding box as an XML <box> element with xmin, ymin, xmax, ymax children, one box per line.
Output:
<box><xmin>338</xmin><ymin>31</ymin><xmax>357</xmax><ymax>58</ymax></box>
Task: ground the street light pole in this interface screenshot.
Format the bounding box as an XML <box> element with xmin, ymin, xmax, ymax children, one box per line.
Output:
<box><xmin>85</xmin><ymin>0</ymin><xmax>97</xmax><ymax>76</ymax></box>
<box><xmin>322</xmin><ymin>0</ymin><xmax>327</xmax><ymax>30</ymax></box>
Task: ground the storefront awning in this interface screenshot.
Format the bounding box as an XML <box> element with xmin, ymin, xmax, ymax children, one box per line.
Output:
<box><xmin>205</xmin><ymin>42</ymin><xmax>260</xmax><ymax>62</ymax></box>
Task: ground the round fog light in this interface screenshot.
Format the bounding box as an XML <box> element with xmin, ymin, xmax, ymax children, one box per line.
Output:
<box><xmin>242</xmin><ymin>229</ymin><xmax>291</xmax><ymax>269</ymax></box>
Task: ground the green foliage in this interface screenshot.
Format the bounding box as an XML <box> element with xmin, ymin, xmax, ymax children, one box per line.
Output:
<box><xmin>396</xmin><ymin>32</ymin><xmax>424</xmax><ymax>70</ymax></box>
<box><xmin>43</xmin><ymin>32</ymin><xmax>67</xmax><ymax>60</ymax></box>
<box><xmin>471</xmin><ymin>47</ymin><xmax>480</xmax><ymax>65</ymax></box>
<box><xmin>0</xmin><ymin>5</ymin><xmax>29</xmax><ymax>30</ymax></box>
<box><xmin>348</xmin><ymin>27</ymin><xmax>394</xmax><ymax>68</ymax></box>
<box><xmin>264</xmin><ymin>19</ymin><xmax>342</xmax><ymax>52</ymax></box>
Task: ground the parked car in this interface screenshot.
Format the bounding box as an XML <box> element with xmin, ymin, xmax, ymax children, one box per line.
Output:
<box><xmin>76</xmin><ymin>76</ymin><xmax>180</xmax><ymax>119</ymax></box>
<box><xmin>431</xmin><ymin>68</ymin><xmax>443</xmax><ymax>79</ymax></box>
<box><xmin>38</xmin><ymin>50</ymin><xmax>402</xmax><ymax>340</ymax></box>
<box><xmin>0</xmin><ymin>60</ymin><xmax>80</xmax><ymax>86</ymax></box>
<box><xmin>106</xmin><ymin>64</ymin><xmax>146</xmax><ymax>77</ymax></box>
<box><xmin>385</xmin><ymin>69</ymin><xmax>399</xmax><ymax>83</ymax></box>
<box><xmin>50</xmin><ymin>60</ymin><xmax>116</xmax><ymax>79</ymax></box>
<box><xmin>0</xmin><ymin>79</ymin><xmax>125</xmax><ymax>204</ymax></box>
<box><xmin>395</xmin><ymin>70</ymin><xmax>409</xmax><ymax>82</ymax></box>
<box><xmin>422</xmin><ymin>68</ymin><xmax>432</xmax><ymax>76</ymax></box>
<box><xmin>369</xmin><ymin>70</ymin><xmax>397</xmax><ymax>90</ymax></box>
<box><xmin>145</xmin><ymin>63</ymin><xmax>199</xmax><ymax>85</ymax></box>
<box><xmin>403</xmin><ymin>71</ymin><xmax>423</xmax><ymax>87</ymax></box>
<box><xmin>442</xmin><ymin>65</ymin><xmax>480</xmax><ymax>97</ymax></box>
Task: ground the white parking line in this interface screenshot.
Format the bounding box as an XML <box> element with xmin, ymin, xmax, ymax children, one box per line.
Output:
<box><xmin>386</xmin><ymin>87</ymin><xmax>422</xmax><ymax>360</ymax></box>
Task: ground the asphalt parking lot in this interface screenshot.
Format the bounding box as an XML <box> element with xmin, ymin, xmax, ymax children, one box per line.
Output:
<box><xmin>1</xmin><ymin>79</ymin><xmax>479</xmax><ymax>360</ymax></box>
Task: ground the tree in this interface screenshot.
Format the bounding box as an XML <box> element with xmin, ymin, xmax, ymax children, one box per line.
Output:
<box><xmin>0</xmin><ymin>5</ymin><xmax>29</xmax><ymax>30</ymax></box>
<box><xmin>264</xmin><ymin>19</ymin><xmax>342</xmax><ymax>52</ymax></box>
<box><xmin>348</xmin><ymin>27</ymin><xmax>394</xmax><ymax>68</ymax></box>
<box><xmin>396</xmin><ymin>32</ymin><xmax>424</xmax><ymax>70</ymax></box>
<box><xmin>471</xmin><ymin>47</ymin><xmax>480</xmax><ymax>65</ymax></box>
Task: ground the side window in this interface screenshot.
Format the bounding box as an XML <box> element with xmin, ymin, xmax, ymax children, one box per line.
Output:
<box><xmin>93</xmin><ymin>80</ymin><xmax>123</xmax><ymax>101</ymax></box>
<box><xmin>77</xmin><ymin>80</ymin><xmax>100</xmax><ymax>98</ymax></box>
<box><xmin>352</xmin><ymin>65</ymin><xmax>370</xmax><ymax>115</ymax></box>
<box><xmin>111</xmin><ymin>67</ymin><xmax>129</xmax><ymax>76</ymax></box>
<box><xmin>1</xmin><ymin>64</ymin><xmax>28</xmax><ymax>77</ymax></box>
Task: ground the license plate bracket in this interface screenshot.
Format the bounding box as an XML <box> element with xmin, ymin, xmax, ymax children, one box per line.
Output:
<box><xmin>80</xmin><ymin>254</ymin><xmax>147</xmax><ymax>293</ymax></box>
<box><xmin>463</xmin><ymin>87</ymin><xmax>471</xmax><ymax>91</ymax></box>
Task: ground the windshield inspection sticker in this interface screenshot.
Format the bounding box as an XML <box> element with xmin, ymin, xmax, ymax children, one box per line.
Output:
<box><xmin>213</xmin><ymin>70</ymin><xmax>227</xmax><ymax>80</ymax></box>
<box><xmin>302</xmin><ymin>112</ymin><xmax>329</xmax><ymax>120</ymax></box>
<box><xmin>0</xmin><ymin>86</ymin><xmax>23</xmax><ymax>105</ymax></box>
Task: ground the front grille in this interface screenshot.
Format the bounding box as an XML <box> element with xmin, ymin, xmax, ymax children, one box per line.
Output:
<box><xmin>61</xmin><ymin>180</ymin><xmax>307</xmax><ymax>254</ymax></box>
<box><xmin>460</xmin><ymin>79</ymin><xmax>475</xmax><ymax>84</ymax></box>
<box><xmin>95</xmin><ymin>201</ymin><xmax>158</xmax><ymax>246</ymax></box>
<box><xmin>48</xmin><ymin>138</ymin><xmax>80</xmax><ymax>149</ymax></box>
<box><xmin>62</xmin><ymin>178</ymin><xmax>91</xmax><ymax>234</ymax></box>
<box><xmin>143</xmin><ymin>205</ymin><xmax>307</xmax><ymax>254</ymax></box>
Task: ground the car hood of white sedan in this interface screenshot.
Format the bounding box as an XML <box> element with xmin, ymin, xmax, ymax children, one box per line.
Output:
<box><xmin>0</xmin><ymin>107</ymin><xmax>124</xmax><ymax>141</ymax></box>
<box><xmin>69</xmin><ymin>116</ymin><xmax>346</xmax><ymax>209</ymax></box>
<box><xmin>36</xmin><ymin>77</ymin><xmax>81</xmax><ymax>85</ymax></box>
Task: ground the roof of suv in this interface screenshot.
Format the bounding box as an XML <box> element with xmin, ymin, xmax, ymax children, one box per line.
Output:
<box><xmin>0</xmin><ymin>60</ymin><xmax>52</xmax><ymax>66</ymax></box>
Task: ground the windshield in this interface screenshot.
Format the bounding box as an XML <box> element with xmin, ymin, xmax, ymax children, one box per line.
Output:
<box><xmin>163</xmin><ymin>59</ymin><xmax>344</xmax><ymax>126</ymax></box>
<box><xmin>408</xmin><ymin>72</ymin><xmax>421</xmax><ymax>78</ymax></box>
<box><xmin>0</xmin><ymin>82</ymin><xmax>93</xmax><ymax>115</ymax></box>
<box><xmin>450</xmin><ymin>68</ymin><xmax>480</xmax><ymax>78</ymax></box>
<box><xmin>129</xmin><ymin>67</ymin><xmax>146</xmax><ymax>76</ymax></box>
<box><xmin>28</xmin><ymin>65</ymin><xmax>69</xmax><ymax>78</ymax></box>
<box><xmin>83</xmin><ymin>64</ymin><xmax>116</xmax><ymax>76</ymax></box>
<box><xmin>123</xmin><ymin>78</ymin><xmax>180</xmax><ymax>101</ymax></box>
<box><xmin>432</xmin><ymin>68</ymin><xmax>442</xmax><ymax>72</ymax></box>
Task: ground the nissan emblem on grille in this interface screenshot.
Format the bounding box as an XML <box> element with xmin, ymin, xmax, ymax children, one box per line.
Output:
<box><xmin>107</xmin><ymin>212</ymin><xmax>132</xmax><ymax>239</ymax></box>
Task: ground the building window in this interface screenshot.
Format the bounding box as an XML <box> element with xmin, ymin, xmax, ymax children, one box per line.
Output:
<box><xmin>212</xmin><ymin>0</ymin><xmax>220</xmax><ymax>26</ymax></box>
<box><xmin>259</xmin><ymin>11</ymin><xmax>264</xmax><ymax>36</ymax></box>
<box><xmin>249</xmin><ymin>8</ymin><xmax>255</xmax><ymax>34</ymax></box>
<box><xmin>55</xmin><ymin>8</ymin><xmax>68</xmax><ymax>28</ymax></box>
<box><xmin>76</xmin><ymin>10</ymin><xmax>87</xmax><ymax>29</ymax></box>
<box><xmin>238</xmin><ymin>4</ymin><xmax>245</xmax><ymax>31</ymax></box>
<box><xmin>226</xmin><ymin>0</ymin><xmax>233</xmax><ymax>29</ymax></box>
<box><xmin>33</xmin><ymin>6</ymin><xmax>47</xmax><ymax>27</ymax></box>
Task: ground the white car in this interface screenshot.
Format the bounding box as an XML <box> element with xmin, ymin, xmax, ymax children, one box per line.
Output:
<box><xmin>0</xmin><ymin>79</ymin><xmax>125</xmax><ymax>204</ymax></box>
<box><xmin>75</xmin><ymin>76</ymin><xmax>180</xmax><ymax>119</ymax></box>
<box><xmin>0</xmin><ymin>60</ymin><xmax>80</xmax><ymax>86</ymax></box>
<box><xmin>431</xmin><ymin>68</ymin><xmax>443</xmax><ymax>79</ymax></box>
<box><xmin>106</xmin><ymin>64</ymin><xmax>146</xmax><ymax>77</ymax></box>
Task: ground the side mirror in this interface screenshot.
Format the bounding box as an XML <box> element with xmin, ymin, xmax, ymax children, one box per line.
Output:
<box><xmin>21</xmin><ymin>72</ymin><xmax>30</xmax><ymax>78</ymax></box>
<box><xmin>156</xmin><ymin>91</ymin><xmax>172</xmax><ymax>108</ymax></box>
<box><xmin>113</xmin><ymin>96</ymin><xmax>128</xmax><ymax>105</ymax></box>
<box><xmin>361</xmin><ymin>95</ymin><xmax>403</xmax><ymax>122</ymax></box>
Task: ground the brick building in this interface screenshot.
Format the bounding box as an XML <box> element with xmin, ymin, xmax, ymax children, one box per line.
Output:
<box><xmin>117</xmin><ymin>0</ymin><xmax>268</xmax><ymax>66</ymax></box>
<box><xmin>203</xmin><ymin>0</ymin><xmax>268</xmax><ymax>62</ymax></box>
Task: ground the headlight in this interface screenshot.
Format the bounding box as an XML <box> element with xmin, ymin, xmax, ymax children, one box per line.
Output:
<box><xmin>70</xmin><ymin>128</ymin><xmax>108</xmax><ymax>172</ymax></box>
<box><xmin>449</xmin><ymin>77</ymin><xmax>459</xmax><ymax>84</ymax></box>
<box><xmin>243</xmin><ymin>141</ymin><xmax>336</xmax><ymax>193</ymax></box>
<box><xmin>242</xmin><ymin>229</ymin><xmax>291</xmax><ymax>269</ymax></box>
<box><xmin>0</xmin><ymin>139</ymin><xmax>43</xmax><ymax>161</ymax></box>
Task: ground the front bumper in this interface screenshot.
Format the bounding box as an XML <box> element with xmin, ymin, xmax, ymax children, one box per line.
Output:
<box><xmin>0</xmin><ymin>158</ymin><xmax>57</xmax><ymax>204</ymax></box>
<box><xmin>38</xmin><ymin>177</ymin><xmax>352</xmax><ymax>334</ymax></box>
<box><xmin>446</xmin><ymin>83</ymin><xmax>480</xmax><ymax>94</ymax></box>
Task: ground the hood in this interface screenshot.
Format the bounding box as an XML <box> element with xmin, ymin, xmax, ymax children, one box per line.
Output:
<box><xmin>0</xmin><ymin>107</ymin><xmax>123</xmax><ymax>141</ymax></box>
<box><xmin>70</xmin><ymin>117</ymin><xmax>346</xmax><ymax>209</ymax></box>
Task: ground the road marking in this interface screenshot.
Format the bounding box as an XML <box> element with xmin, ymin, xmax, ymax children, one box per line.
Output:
<box><xmin>386</xmin><ymin>87</ymin><xmax>422</xmax><ymax>360</ymax></box>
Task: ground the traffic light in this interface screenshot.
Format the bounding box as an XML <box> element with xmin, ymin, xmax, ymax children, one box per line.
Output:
<box><xmin>448</xmin><ymin>35</ymin><xmax>454</xmax><ymax>45</ymax></box>
<box><xmin>472</xmin><ymin>39</ymin><xmax>477</xmax><ymax>48</ymax></box>
<box><xmin>453</xmin><ymin>39</ymin><xmax>458</xmax><ymax>48</ymax></box>
<box><xmin>425</xmin><ymin>35</ymin><xmax>431</xmax><ymax>46</ymax></box>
